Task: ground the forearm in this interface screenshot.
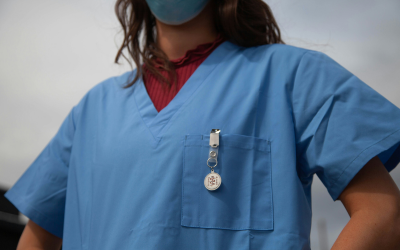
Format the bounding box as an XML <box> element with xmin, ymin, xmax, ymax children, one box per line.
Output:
<box><xmin>331</xmin><ymin>209</ymin><xmax>400</xmax><ymax>250</ymax></box>
<box><xmin>17</xmin><ymin>220</ymin><xmax>62</xmax><ymax>250</ymax></box>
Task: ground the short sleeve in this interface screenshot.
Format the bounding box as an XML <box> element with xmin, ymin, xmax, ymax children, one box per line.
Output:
<box><xmin>293</xmin><ymin>50</ymin><xmax>400</xmax><ymax>201</ymax></box>
<box><xmin>4</xmin><ymin>106</ymin><xmax>77</xmax><ymax>238</ymax></box>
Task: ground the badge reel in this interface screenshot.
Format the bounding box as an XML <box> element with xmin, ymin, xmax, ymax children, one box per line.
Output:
<box><xmin>204</xmin><ymin>129</ymin><xmax>222</xmax><ymax>191</ymax></box>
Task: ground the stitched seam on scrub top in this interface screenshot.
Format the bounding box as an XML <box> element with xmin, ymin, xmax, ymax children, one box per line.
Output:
<box><xmin>330</xmin><ymin>127</ymin><xmax>400</xmax><ymax>190</ymax></box>
<box><xmin>7</xmin><ymin>189</ymin><xmax>64</xmax><ymax>232</ymax></box>
<box><xmin>181</xmin><ymin>142</ymin><xmax>186</xmax><ymax>225</ymax></box>
<box><xmin>168</xmin><ymin>43</ymin><xmax>240</xmax><ymax>136</ymax></box>
<box><xmin>185</xmin><ymin>224</ymin><xmax>273</xmax><ymax>231</ymax></box>
<box><xmin>290</xmin><ymin>50</ymin><xmax>313</xmax><ymax>180</ymax></box>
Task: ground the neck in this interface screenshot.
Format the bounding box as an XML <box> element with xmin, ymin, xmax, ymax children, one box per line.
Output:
<box><xmin>154</xmin><ymin>0</ymin><xmax>218</xmax><ymax>61</ymax></box>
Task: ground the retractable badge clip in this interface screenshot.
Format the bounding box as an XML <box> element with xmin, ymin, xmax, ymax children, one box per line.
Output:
<box><xmin>204</xmin><ymin>129</ymin><xmax>222</xmax><ymax>191</ymax></box>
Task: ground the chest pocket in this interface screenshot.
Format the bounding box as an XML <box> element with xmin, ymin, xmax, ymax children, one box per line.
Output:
<box><xmin>182</xmin><ymin>133</ymin><xmax>273</xmax><ymax>231</ymax></box>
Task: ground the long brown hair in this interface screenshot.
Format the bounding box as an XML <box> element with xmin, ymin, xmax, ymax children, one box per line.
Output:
<box><xmin>114</xmin><ymin>0</ymin><xmax>284</xmax><ymax>89</ymax></box>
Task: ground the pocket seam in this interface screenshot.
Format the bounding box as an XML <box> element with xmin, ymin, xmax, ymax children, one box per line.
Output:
<box><xmin>185</xmin><ymin>134</ymin><xmax>270</xmax><ymax>152</ymax></box>
<box><xmin>181</xmin><ymin>133</ymin><xmax>274</xmax><ymax>231</ymax></box>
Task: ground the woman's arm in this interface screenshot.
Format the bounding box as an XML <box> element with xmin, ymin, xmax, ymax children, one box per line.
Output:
<box><xmin>17</xmin><ymin>219</ymin><xmax>62</xmax><ymax>250</ymax></box>
<box><xmin>332</xmin><ymin>155</ymin><xmax>400</xmax><ymax>249</ymax></box>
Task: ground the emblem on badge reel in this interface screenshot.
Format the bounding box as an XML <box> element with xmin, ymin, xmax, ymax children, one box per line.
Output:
<box><xmin>204</xmin><ymin>171</ymin><xmax>222</xmax><ymax>191</ymax></box>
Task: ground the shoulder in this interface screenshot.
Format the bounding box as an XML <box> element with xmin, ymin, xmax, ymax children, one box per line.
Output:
<box><xmin>71</xmin><ymin>70</ymin><xmax>138</xmax><ymax>119</ymax></box>
<box><xmin>81</xmin><ymin>69</ymin><xmax>139</xmax><ymax>103</ymax></box>
<box><xmin>238</xmin><ymin>43</ymin><xmax>308</xmax><ymax>61</ymax></box>
<box><xmin>235</xmin><ymin>43</ymin><xmax>333</xmax><ymax>68</ymax></box>
<box><xmin>89</xmin><ymin>69</ymin><xmax>138</xmax><ymax>96</ymax></box>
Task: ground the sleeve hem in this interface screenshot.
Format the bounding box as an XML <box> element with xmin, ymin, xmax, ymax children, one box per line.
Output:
<box><xmin>4</xmin><ymin>188</ymin><xmax>64</xmax><ymax>238</ymax></box>
<box><xmin>329</xmin><ymin>128</ymin><xmax>400</xmax><ymax>201</ymax></box>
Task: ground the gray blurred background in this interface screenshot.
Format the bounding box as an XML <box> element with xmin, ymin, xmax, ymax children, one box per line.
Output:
<box><xmin>0</xmin><ymin>0</ymin><xmax>399</xmax><ymax>249</ymax></box>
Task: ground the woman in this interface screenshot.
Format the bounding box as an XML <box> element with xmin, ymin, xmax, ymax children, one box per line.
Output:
<box><xmin>6</xmin><ymin>0</ymin><xmax>400</xmax><ymax>249</ymax></box>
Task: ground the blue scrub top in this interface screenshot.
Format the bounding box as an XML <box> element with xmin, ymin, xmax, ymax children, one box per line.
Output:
<box><xmin>5</xmin><ymin>40</ymin><xmax>400</xmax><ymax>249</ymax></box>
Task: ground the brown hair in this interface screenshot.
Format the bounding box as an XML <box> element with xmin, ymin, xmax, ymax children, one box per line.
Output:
<box><xmin>114</xmin><ymin>0</ymin><xmax>284</xmax><ymax>89</ymax></box>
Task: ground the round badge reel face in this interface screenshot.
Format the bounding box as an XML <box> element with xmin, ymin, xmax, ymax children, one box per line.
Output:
<box><xmin>204</xmin><ymin>171</ymin><xmax>221</xmax><ymax>191</ymax></box>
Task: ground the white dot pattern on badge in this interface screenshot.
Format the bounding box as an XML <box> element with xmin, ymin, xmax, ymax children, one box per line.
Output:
<box><xmin>204</xmin><ymin>172</ymin><xmax>221</xmax><ymax>191</ymax></box>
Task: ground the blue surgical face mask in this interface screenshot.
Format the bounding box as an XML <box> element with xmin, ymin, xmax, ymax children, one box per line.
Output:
<box><xmin>145</xmin><ymin>0</ymin><xmax>211</xmax><ymax>25</ymax></box>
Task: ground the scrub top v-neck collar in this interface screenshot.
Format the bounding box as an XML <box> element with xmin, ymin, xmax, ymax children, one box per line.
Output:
<box><xmin>133</xmin><ymin>40</ymin><xmax>232</xmax><ymax>148</ymax></box>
